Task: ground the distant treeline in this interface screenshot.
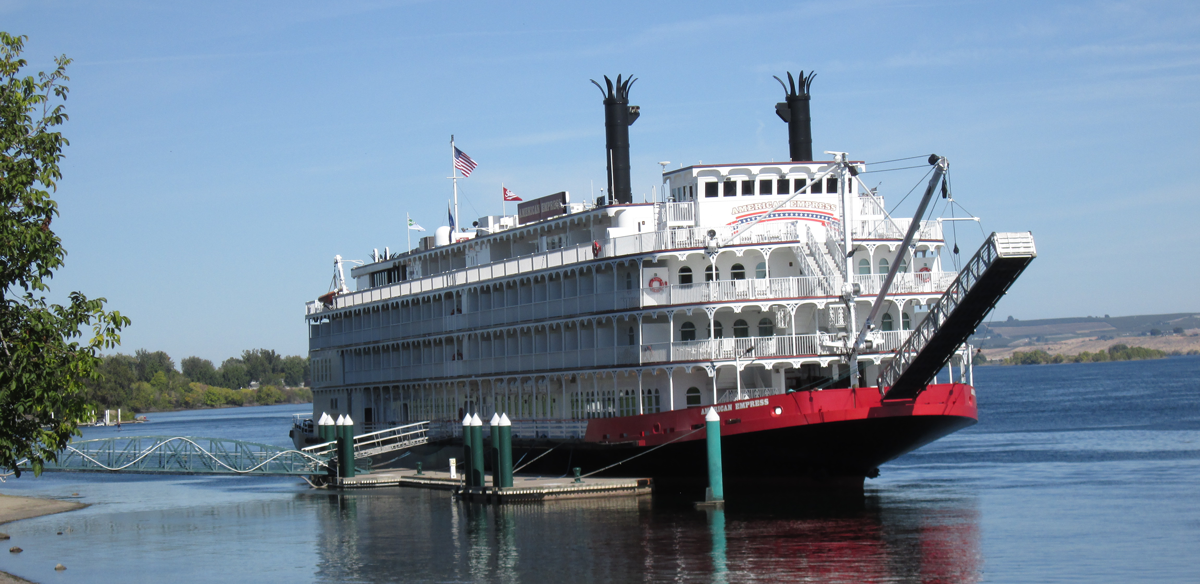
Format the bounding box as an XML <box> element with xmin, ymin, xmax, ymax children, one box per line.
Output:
<box><xmin>996</xmin><ymin>344</ymin><xmax>1197</xmax><ymax>366</ymax></box>
<box><xmin>85</xmin><ymin>349</ymin><xmax>311</xmax><ymax>414</ymax></box>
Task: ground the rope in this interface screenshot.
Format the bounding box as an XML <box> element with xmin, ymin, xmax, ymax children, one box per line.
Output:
<box><xmin>858</xmin><ymin>163</ymin><xmax>931</xmax><ymax>174</ymax></box>
<box><xmin>512</xmin><ymin>443</ymin><xmax>560</xmax><ymax>474</ymax></box>
<box><xmin>887</xmin><ymin>166</ymin><xmax>936</xmax><ymax>216</ymax></box>
<box><xmin>579</xmin><ymin>427</ymin><xmax>704</xmax><ymax>479</ymax></box>
<box><xmin>865</xmin><ymin>154</ymin><xmax>929</xmax><ymax>166</ymax></box>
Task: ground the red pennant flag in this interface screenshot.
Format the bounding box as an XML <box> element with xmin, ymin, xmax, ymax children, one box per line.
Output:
<box><xmin>503</xmin><ymin>187</ymin><xmax>522</xmax><ymax>202</ymax></box>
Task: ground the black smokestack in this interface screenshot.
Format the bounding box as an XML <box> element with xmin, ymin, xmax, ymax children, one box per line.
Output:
<box><xmin>591</xmin><ymin>74</ymin><xmax>639</xmax><ymax>204</ymax></box>
<box><xmin>774</xmin><ymin>71</ymin><xmax>816</xmax><ymax>162</ymax></box>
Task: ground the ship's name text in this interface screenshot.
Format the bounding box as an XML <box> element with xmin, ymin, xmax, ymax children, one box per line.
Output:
<box><xmin>729</xmin><ymin>200</ymin><xmax>836</xmax><ymax>216</ymax></box>
<box><xmin>710</xmin><ymin>398</ymin><xmax>770</xmax><ymax>413</ymax></box>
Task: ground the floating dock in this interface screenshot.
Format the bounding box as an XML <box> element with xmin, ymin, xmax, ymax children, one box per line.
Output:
<box><xmin>335</xmin><ymin>469</ymin><xmax>652</xmax><ymax>502</ymax></box>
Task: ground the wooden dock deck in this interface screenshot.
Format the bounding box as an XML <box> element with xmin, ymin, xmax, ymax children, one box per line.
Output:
<box><xmin>336</xmin><ymin>469</ymin><xmax>652</xmax><ymax>502</ymax></box>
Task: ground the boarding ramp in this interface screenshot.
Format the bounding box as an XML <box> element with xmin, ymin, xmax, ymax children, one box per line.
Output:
<box><xmin>18</xmin><ymin>436</ymin><xmax>329</xmax><ymax>476</ymax></box>
<box><xmin>880</xmin><ymin>232</ymin><xmax>1036</xmax><ymax>400</ymax></box>
<box><xmin>303</xmin><ymin>421</ymin><xmax>429</xmax><ymax>460</ymax></box>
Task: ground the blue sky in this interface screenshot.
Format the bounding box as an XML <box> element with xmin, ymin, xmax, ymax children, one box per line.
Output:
<box><xmin>5</xmin><ymin>0</ymin><xmax>1198</xmax><ymax>364</ymax></box>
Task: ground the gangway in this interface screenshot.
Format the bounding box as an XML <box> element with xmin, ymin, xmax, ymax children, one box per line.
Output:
<box><xmin>15</xmin><ymin>436</ymin><xmax>329</xmax><ymax>476</ymax></box>
<box><xmin>879</xmin><ymin>232</ymin><xmax>1036</xmax><ymax>400</ymax></box>
<box><xmin>303</xmin><ymin>421</ymin><xmax>430</xmax><ymax>460</ymax></box>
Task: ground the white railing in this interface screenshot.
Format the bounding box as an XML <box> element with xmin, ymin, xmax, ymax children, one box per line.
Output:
<box><xmin>308</xmin><ymin>223</ymin><xmax>811</xmax><ymax>316</ymax></box>
<box><xmin>718</xmin><ymin>387</ymin><xmax>787</xmax><ymax>403</ymax></box>
<box><xmin>640</xmin><ymin>276</ymin><xmax>834</xmax><ymax>307</ymax></box>
<box><xmin>855</xmin><ymin>218</ymin><xmax>942</xmax><ymax>241</ymax></box>
<box><xmin>807</xmin><ymin>226</ymin><xmax>844</xmax><ymax>281</ymax></box>
<box><xmin>638</xmin><ymin>331</ymin><xmax>908</xmax><ymax>364</ymax></box>
<box><xmin>659</xmin><ymin>202</ymin><xmax>695</xmax><ymax>226</ymax></box>
<box><xmin>300</xmin><ymin>421</ymin><xmax>430</xmax><ymax>459</ymax></box>
<box><xmin>852</xmin><ymin>271</ymin><xmax>958</xmax><ymax>296</ymax></box>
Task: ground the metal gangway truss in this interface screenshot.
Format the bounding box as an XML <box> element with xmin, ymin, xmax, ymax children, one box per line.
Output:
<box><xmin>20</xmin><ymin>436</ymin><xmax>330</xmax><ymax>476</ymax></box>
<box><xmin>303</xmin><ymin>421</ymin><xmax>430</xmax><ymax>460</ymax></box>
<box><xmin>880</xmin><ymin>232</ymin><xmax>1037</xmax><ymax>400</ymax></box>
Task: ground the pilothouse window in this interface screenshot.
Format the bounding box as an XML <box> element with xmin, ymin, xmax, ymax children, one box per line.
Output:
<box><xmin>741</xmin><ymin>180</ymin><xmax>754</xmax><ymax>196</ymax></box>
<box><xmin>777</xmin><ymin>178</ymin><xmax>790</xmax><ymax>194</ymax></box>
<box><xmin>723</xmin><ymin>180</ymin><xmax>737</xmax><ymax>197</ymax></box>
<box><xmin>705</xmin><ymin>182</ymin><xmax>718</xmax><ymax>198</ymax></box>
<box><xmin>759</xmin><ymin>179</ymin><xmax>773</xmax><ymax>195</ymax></box>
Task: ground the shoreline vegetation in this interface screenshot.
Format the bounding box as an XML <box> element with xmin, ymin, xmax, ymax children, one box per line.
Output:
<box><xmin>85</xmin><ymin>349</ymin><xmax>311</xmax><ymax>420</ymax></box>
<box><xmin>982</xmin><ymin>344</ymin><xmax>1198</xmax><ymax>366</ymax></box>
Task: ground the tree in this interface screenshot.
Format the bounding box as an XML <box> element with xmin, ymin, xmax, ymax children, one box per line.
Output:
<box><xmin>134</xmin><ymin>349</ymin><xmax>174</xmax><ymax>382</ymax></box>
<box><xmin>181</xmin><ymin>356</ymin><xmax>217</xmax><ymax>385</ymax></box>
<box><xmin>0</xmin><ymin>33</ymin><xmax>129</xmax><ymax>476</ymax></box>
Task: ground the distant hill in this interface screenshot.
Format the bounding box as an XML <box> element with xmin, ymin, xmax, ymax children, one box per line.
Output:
<box><xmin>971</xmin><ymin>312</ymin><xmax>1200</xmax><ymax>360</ymax></box>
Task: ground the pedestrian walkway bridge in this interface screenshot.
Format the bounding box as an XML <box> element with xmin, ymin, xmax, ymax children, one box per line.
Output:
<box><xmin>20</xmin><ymin>436</ymin><xmax>330</xmax><ymax>476</ymax></box>
<box><xmin>13</xmin><ymin>421</ymin><xmax>434</xmax><ymax>477</ymax></box>
<box><xmin>302</xmin><ymin>421</ymin><xmax>430</xmax><ymax>460</ymax></box>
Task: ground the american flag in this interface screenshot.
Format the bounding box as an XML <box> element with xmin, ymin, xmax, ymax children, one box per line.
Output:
<box><xmin>503</xmin><ymin>187</ymin><xmax>522</xmax><ymax>202</ymax></box>
<box><xmin>454</xmin><ymin>147</ymin><xmax>477</xmax><ymax>177</ymax></box>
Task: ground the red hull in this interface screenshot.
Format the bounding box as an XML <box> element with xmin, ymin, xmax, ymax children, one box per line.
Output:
<box><xmin>494</xmin><ymin>383</ymin><xmax>978</xmax><ymax>485</ymax></box>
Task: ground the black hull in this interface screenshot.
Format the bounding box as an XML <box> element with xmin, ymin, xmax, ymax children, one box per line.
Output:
<box><xmin>375</xmin><ymin>414</ymin><xmax>976</xmax><ymax>489</ymax></box>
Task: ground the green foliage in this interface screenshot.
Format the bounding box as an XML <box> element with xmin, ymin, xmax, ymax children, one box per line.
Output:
<box><xmin>1003</xmin><ymin>344</ymin><xmax>1168</xmax><ymax>365</ymax></box>
<box><xmin>86</xmin><ymin>348</ymin><xmax>310</xmax><ymax>413</ymax></box>
<box><xmin>0</xmin><ymin>33</ymin><xmax>129</xmax><ymax>476</ymax></box>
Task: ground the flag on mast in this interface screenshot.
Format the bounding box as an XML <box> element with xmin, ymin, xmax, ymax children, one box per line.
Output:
<box><xmin>453</xmin><ymin>147</ymin><xmax>477</xmax><ymax>177</ymax></box>
<box><xmin>447</xmin><ymin>202</ymin><xmax>456</xmax><ymax>231</ymax></box>
<box><xmin>503</xmin><ymin>187</ymin><xmax>522</xmax><ymax>202</ymax></box>
<box><xmin>408</xmin><ymin>217</ymin><xmax>426</xmax><ymax>231</ymax></box>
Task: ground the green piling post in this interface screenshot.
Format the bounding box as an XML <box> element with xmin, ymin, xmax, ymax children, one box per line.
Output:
<box><xmin>461</xmin><ymin>414</ymin><xmax>473</xmax><ymax>487</ymax></box>
<box><xmin>499</xmin><ymin>413</ymin><xmax>513</xmax><ymax>488</ymax></box>
<box><xmin>416</xmin><ymin>462</ymin><xmax>423</xmax><ymax>475</ymax></box>
<box><xmin>489</xmin><ymin>413</ymin><xmax>501</xmax><ymax>489</ymax></box>
<box><xmin>705</xmin><ymin>407</ymin><xmax>724</xmax><ymax>503</ymax></box>
<box><xmin>342</xmin><ymin>415</ymin><xmax>356</xmax><ymax>479</ymax></box>
<box><xmin>319</xmin><ymin>413</ymin><xmax>335</xmax><ymax>477</ymax></box>
<box><xmin>573</xmin><ymin>467</ymin><xmax>582</xmax><ymax>483</ymax></box>
<box><xmin>334</xmin><ymin>415</ymin><xmax>346</xmax><ymax>478</ymax></box>
<box><xmin>470</xmin><ymin>414</ymin><xmax>485</xmax><ymax>490</ymax></box>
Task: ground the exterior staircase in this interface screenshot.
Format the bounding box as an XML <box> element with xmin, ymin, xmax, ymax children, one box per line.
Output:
<box><xmin>879</xmin><ymin>232</ymin><xmax>1037</xmax><ymax>400</ymax></box>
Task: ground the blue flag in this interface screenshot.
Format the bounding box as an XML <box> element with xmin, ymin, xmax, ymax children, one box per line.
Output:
<box><xmin>448</xmin><ymin>202</ymin><xmax>455</xmax><ymax>231</ymax></box>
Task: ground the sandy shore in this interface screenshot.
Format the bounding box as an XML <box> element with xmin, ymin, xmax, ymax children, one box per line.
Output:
<box><xmin>0</xmin><ymin>494</ymin><xmax>87</xmax><ymax>584</ymax></box>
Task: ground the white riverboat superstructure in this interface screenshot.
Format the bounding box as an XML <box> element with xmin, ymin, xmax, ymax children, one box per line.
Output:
<box><xmin>296</xmin><ymin>73</ymin><xmax>1033</xmax><ymax>486</ymax></box>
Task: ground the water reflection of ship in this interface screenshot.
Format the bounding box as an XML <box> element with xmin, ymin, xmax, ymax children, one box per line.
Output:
<box><xmin>311</xmin><ymin>490</ymin><xmax>981</xmax><ymax>582</ymax></box>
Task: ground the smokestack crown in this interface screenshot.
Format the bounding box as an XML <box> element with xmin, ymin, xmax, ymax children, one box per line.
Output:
<box><xmin>774</xmin><ymin>71</ymin><xmax>816</xmax><ymax>162</ymax></box>
<box><xmin>591</xmin><ymin>74</ymin><xmax>639</xmax><ymax>204</ymax></box>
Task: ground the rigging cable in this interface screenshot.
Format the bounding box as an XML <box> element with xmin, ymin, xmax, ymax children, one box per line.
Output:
<box><xmin>887</xmin><ymin>165</ymin><xmax>937</xmax><ymax>217</ymax></box>
<box><xmin>865</xmin><ymin>154</ymin><xmax>929</xmax><ymax>166</ymax></box>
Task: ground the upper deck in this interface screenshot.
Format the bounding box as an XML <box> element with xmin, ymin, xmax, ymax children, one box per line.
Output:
<box><xmin>307</xmin><ymin>160</ymin><xmax>944</xmax><ymax>318</ymax></box>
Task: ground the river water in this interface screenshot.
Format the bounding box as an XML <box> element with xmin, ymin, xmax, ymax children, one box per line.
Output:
<box><xmin>0</xmin><ymin>356</ymin><xmax>1197</xmax><ymax>583</ymax></box>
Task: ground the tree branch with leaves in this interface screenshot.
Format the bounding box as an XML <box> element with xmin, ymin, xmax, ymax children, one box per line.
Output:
<box><xmin>0</xmin><ymin>32</ymin><xmax>129</xmax><ymax>476</ymax></box>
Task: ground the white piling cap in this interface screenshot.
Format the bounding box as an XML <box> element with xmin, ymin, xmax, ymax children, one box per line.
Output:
<box><xmin>470</xmin><ymin>413</ymin><xmax>483</xmax><ymax>426</ymax></box>
<box><xmin>344</xmin><ymin>415</ymin><xmax>354</xmax><ymax>426</ymax></box>
<box><xmin>705</xmin><ymin>408</ymin><xmax>720</xmax><ymax>422</ymax></box>
<box><xmin>462</xmin><ymin>414</ymin><xmax>472</xmax><ymax>426</ymax></box>
<box><xmin>336</xmin><ymin>414</ymin><xmax>346</xmax><ymax>425</ymax></box>
<box><xmin>499</xmin><ymin>413</ymin><xmax>511</xmax><ymax>426</ymax></box>
<box><xmin>489</xmin><ymin>413</ymin><xmax>501</xmax><ymax>426</ymax></box>
<box><xmin>317</xmin><ymin>413</ymin><xmax>329</xmax><ymax>425</ymax></box>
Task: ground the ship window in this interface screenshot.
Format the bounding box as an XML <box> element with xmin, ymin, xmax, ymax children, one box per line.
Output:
<box><xmin>898</xmin><ymin>260</ymin><xmax>908</xmax><ymax>273</ymax></box>
<box><xmin>858</xmin><ymin>259</ymin><xmax>871</xmax><ymax>275</ymax></box>
<box><xmin>723</xmin><ymin>180</ymin><xmax>736</xmax><ymax>197</ymax></box>
<box><xmin>678</xmin><ymin>266</ymin><xmax>693</xmax><ymax>285</ymax></box>
<box><xmin>686</xmin><ymin>387</ymin><xmax>701</xmax><ymax>406</ymax></box>
<box><xmin>628</xmin><ymin>327</ymin><xmax>635</xmax><ymax>345</ymax></box>
<box><xmin>826</xmin><ymin>177</ymin><xmax>838</xmax><ymax>193</ymax></box>
<box><xmin>878</xmin><ymin>258</ymin><xmax>889</xmax><ymax>274</ymax></box>
<box><xmin>733</xmin><ymin>320</ymin><xmax>749</xmax><ymax>338</ymax></box>
<box><xmin>776</xmin><ymin>178</ymin><xmax>789</xmax><ymax>194</ymax></box>
<box><xmin>705</xmin><ymin>182</ymin><xmax>718</xmax><ymax>198</ymax></box>
<box><xmin>881</xmin><ymin>313</ymin><xmax>894</xmax><ymax>332</ymax></box>
<box><xmin>755</xmin><ymin>262</ymin><xmax>766</xmax><ymax>279</ymax></box>
<box><xmin>759</xmin><ymin>179</ymin><xmax>773</xmax><ymax>195</ymax></box>
<box><xmin>680</xmin><ymin>322</ymin><xmax>696</xmax><ymax>341</ymax></box>
<box><xmin>705</xmin><ymin>266</ymin><xmax>719</xmax><ymax>281</ymax></box>
<box><xmin>758</xmin><ymin>318</ymin><xmax>773</xmax><ymax>337</ymax></box>
<box><xmin>903</xmin><ymin>312</ymin><xmax>911</xmax><ymax>330</ymax></box>
<box><xmin>794</xmin><ymin>178</ymin><xmax>807</xmax><ymax>193</ymax></box>
<box><xmin>741</xmin><ymin>180</ymin><xmax>754</xmax><ymax>195</ymax></box>
<box><xmin>709</xmin><ymin>321</ymin><xmax>723</xmax><ymax>338</ymax></box>
<box><xmin>730</xmin><ymin>264</ymin><xmax>745</xmax><ymax>280</ymax></box>
<box><xmin>626</xmin><ymin>272</ymin><xmax>633</xmax><ymax>290</ymax></box>
<box><xmin>811</xmin><ymin>178</ymin><xmax>823</xmax><ymax>194</ymax></box>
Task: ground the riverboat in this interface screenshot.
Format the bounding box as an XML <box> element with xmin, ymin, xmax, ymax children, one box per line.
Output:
<box><xmin>292</xmin><ymin>72</ymin><xmax>1035</xmax><ymax>487</ymax></box>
